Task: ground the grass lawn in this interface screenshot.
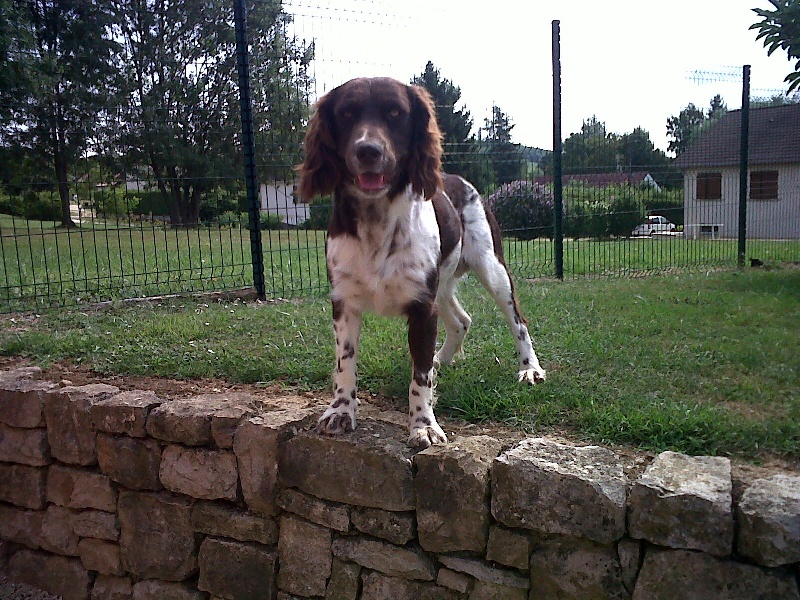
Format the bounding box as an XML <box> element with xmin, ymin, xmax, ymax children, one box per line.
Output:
<box><xmin>3</xmin><ymin>214</ymin><xmax>799</xmax><ymax>310</ymax></box>
<box><xmin>2</xmin><ymin>266</ymin><xmax>798</xmax><ymax>463</ymax></box>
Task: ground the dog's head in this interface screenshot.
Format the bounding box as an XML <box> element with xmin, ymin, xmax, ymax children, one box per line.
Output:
<box><xmin>298</xmin><ymin>77</ymin><xmax>443</xmax><ymax>201</ymax></box>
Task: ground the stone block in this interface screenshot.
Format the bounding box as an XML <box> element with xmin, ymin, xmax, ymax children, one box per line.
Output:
<box><xmin>360</xmin><ymin>572</ymin><xmax>460</xmax><ymax>600</ymax></box>
<box><xmin>0</xmin><ymin>462</ymin><xmax>47</xmax><ymax>509</ymax></box>
<box><xmin>6</xmin><ymin>549</ymin><xmax>91</xmax><ymax>600</ymax></box>
<box><xmin>528</xmin><ymin>536</ymin><xmax>627</xmax><ymax>600</ymax></box>
<box><xmin>132</xmin><ymin>580</ymin><xmax>205</xmax><ymax>600</ymax></box>
<box><xmin>326</xmin><ymin>558</ymin><xmax>361</xmax><ymax>600</ymax></box>
<box><xmin>72</xmin><ymin>509</ymin><xmax>120</xmax><ymax>542</ymax></box>
<box><xmin>91</xmin><ymin>390</ymin><xmax>162</xmax><ymax>438</ymax></box>
<box><xmin>632</xmin><ymin>548</ymin><xmax>800</xmax><ymax>600</ymax></box>
<box><xmin>0</xmin><ymin>423</ymin><xmax>50</xmax><ymax>465</ymax></box>
<box><xmin>628</xmin><ymin>451</ymin><xmax>733</xmax><ymax>556</ymax></box>
<box><xmin>118</xmin><ymin>490</ymin><xmax>197</xmax><ymax>581</ymax></box>
<box><xmin>617</xmin><ymin>538</ymin><xmax>643</xmax><ymax>594</ymax></box>
<box><xmin>470</xmin><ymin>581</ymin><xmax>528</xmax><ymax>600</ymax></box>
<box><xmin>91</xmin><ymin>575</ymin><xmax>133</xmax><ymax>600</ymax></box>
<box><xmin>0</xmin><ymin>503</ymin><xmax>45</xmax><ymax>549</ymax></box>
<box><xmin>491</xmin><ymin>438</ymin><xmax>626</xmax><ymax>544</ymax></box>
<box><xmin>78</xmin><ymin>538</ymin><xmax>124</xmax><ymax>576</ymax></box>
<box><xmin>47</xmin><ymin>463</ymin><xmax>117</xmax><ymax>511</ymax></box>
<box><xmin>198</xmin><ymin>537</ymin><xmax>278</xmax><ymax>600</ymax></box>
<box><xmin>332</xmin><ymin>536</ymin><xmax>436</xmax><ymax>581</ymax></box>
<box><xmin>277</xmin><ymin>516</ymin><xmax>333</xmax><ymax>596</ymax></box>
<box><xmin>159</xmin><ymin>444</ymin><xmax>238</xmax><ymax>501</ymax></box>
<box><xmin>44</xmin><ymin>384</ymin><xmax>119</xmax><ymax>466</ymax></box>
<box><xmin>233</xmin><ymin>408</ymin><xmax>315</xmax><ymax>516</ymax></box>
<box><xmin>96</xmin><ymin>432</ymin><xmax>162</xmax><ymax>490</ymax></box>
<box><xmin>40</xmin><ymin>504</ymin><xmax>80</xmax><ymax>556</ymax></box>
<box><xmin>0</xmin><ymin>373</ymin><xmax>55</xmax><ymax>428</ymax></box>
<box><xmin>414</xmin><ymin>435</ymin><xmax>502</xmax><ymax>553</ymax></box>
<box><xmin>436</xmin><ymin>568</ymin><xmax>472</xmax><ymax>594</ymax></box>
<box><xmin>278</xmin><ymin>487</ymin><xmax>350</xmax><ymax>532</ymax></box>
<box><xmin>281</xmin><ymin>420</ymin><xmax>415</xmax><ymax>511</ymax></box>
<box><xmin>486</xmin><ymin>525</ymin><xmax>530</xmax><ymax>571</ymax></box>
<box><xmin>351</xmin><ymin>506</ymin><xmax>415</xmax><ymax>545</ymax></box>
<box><xmin>737</xmin><ymin>473</ymin><xmax>800</xmax><ymax>567</ymax></box>
<box><xmin>146</xmin><ymin>392</ymin><xmax>259</xmax><ymax>446</ymax></box>
<box><xmin>437</xmin><ymin>555</ymin><xmax>529</xmax><ymax>590</ymax></box>
<box><xmin>211</xmin><ymin>403</ymin><xmax>255</xmax><ymax>449</ymax></box>
<box><xmin>191</xmin><ymin>500</ymin><xmax>278</xmax><ymax>544</ymax></box>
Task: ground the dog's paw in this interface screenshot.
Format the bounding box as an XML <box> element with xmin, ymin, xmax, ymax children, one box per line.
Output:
<box><xmin>518</xmin><ymin>367</ymin><xmax>546</xmax><ymax>384</ymax></box>
<box><xmin>407</xmin><ymin>423</ymin><xmax>448</xmax><ymax>448</ymax></box>
<box><xmin>316</xmin><ymin>407</ymin><xmax>356</xmax><ymax>436</ymax></box>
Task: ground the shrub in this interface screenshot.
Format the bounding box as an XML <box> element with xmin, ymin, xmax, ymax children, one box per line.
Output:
<box><xmin>563</xmin><ymin>183</ymin><xmax>646</xmax><ymax>239</ymax></box>
<box><xmin>214</xmin><ymin>211</ymin><xmax>247</xmax><ymax>228</ymax></box>
<box><xmin>304</xmin><ymin>196</ymin><xmax>333</xmax><ymax>230</ymax></box>
<box><xmin>94</xmin><ymin>191</ymin><xmax>139</xmax><ymax>220</ymax></box>
<box><xmin>487</xmin><ymin>180</ymin><xmax>554</xmax><ymax>240</ymax></box>
<box><xmin>131</xmin><ymin>190</ymin><xmax>170</xmax><ymax>216</ymax></box>
<box><xmin>20</xmin><ymin>190</ymin><xmax>61</xmax><ymax>222</ymax></box>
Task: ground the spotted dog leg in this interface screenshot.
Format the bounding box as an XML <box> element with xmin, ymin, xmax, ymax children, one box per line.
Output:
<box><xmin>406</xmin><ymin>301</ymin><xmax>448</xmax><ymax>448</ymax></box>
<box><xmin>434</xmin><ymin>276</ymin><xmax>472</xmax><ymax>368</ymax></box>
<box><xmin>472</xmin><ymin>255</ymin><xmax>546</xmax><ymax>384</ymax></box>
<box><xmin>317</xmin><ymin>301</ymin><xmax>362</xmax><ymax>435</ymax></box>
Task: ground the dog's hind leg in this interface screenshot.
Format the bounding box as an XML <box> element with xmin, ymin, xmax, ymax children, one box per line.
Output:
<box><xmin>434</xmin><ymin>274</ymin><xmax>471</xmax><ymax>368</ymax></box>
<box><xmin>470</xmin><ymin>254</ymin><xmax>546</xmax><ymax>384</ymax></box>
<box><xmin>317</xmin><ymin>300</ymin><xmax>362</xmax><ymax>435</ymax></box>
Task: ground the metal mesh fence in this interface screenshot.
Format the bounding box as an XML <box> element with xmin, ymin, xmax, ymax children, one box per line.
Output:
<box><xmin>1</xmin><ymin>2</ymin><xmax>798</xmax><ymax>312</ymax></box>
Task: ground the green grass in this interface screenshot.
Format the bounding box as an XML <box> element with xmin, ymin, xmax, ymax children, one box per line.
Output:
<box><xmin>2</xmin><ymin>267</ymin><xmax>798</xmax><ymax>462</ymax></box>
<box><xmin>2</xmin><ymin>214</ymin><xmax>799</xmax><ymax>310</ymax></box>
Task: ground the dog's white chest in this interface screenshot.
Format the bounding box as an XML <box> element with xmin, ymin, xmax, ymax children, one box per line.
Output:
<box><xmin>327</xmin><ymin>198</ymin><xmax>440</xmax><ymax>316</ymax></box>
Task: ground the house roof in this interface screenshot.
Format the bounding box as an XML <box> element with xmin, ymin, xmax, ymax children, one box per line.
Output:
<box><xmin>673</xmin><ymin>103</ymin><xmax>800</xmax><ymax>170</ymax></box>
<box><xmin>534</xmin><ymin>171</ymin><xmax>655</xmax><ymax>187</ymax></box>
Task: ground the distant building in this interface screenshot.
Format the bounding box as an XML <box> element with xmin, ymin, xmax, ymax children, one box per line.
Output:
<box><xmin>673</xmin><ymin>104</ymin><xmax>800</xmax><ymax>239</ymax></box>
<box><xmin>259</xmin><ymin>181</ymin><xmax>308</xmax><ymax>227</ymax></box>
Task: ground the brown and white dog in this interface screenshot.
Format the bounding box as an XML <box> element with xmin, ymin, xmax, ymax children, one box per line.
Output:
<box><xmin>298</xmin><ymin>77</ymin><xmax>545</xmax><ymax>448</ymax></box>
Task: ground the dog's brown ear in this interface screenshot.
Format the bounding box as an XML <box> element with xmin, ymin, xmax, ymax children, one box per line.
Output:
<box><xmin>296</xmin><ymin>90</ymin><xmax>344</xmax><ymax>200</ymax></box>
<box><xmin>407</xmin><ymin>84</ymin><xmax>443</xmax><ymax>200</ymax></box>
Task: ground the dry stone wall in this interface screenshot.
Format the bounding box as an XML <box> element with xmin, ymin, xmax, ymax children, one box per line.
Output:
<box><xmin>0</xmin><ymin>366</ymin><xmax>799</xmax><ymax>600</ymax></box>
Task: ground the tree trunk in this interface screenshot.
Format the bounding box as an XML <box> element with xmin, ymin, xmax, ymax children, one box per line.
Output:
<box><xmin>53</xmin><ymin>124</ymin><xmax>77</xmax><ymax>229</ymax></box>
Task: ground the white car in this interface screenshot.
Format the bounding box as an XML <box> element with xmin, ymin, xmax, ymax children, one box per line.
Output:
<box><xmin>632</xmin><ymin>215</ymin><xmax>676</xmax><ymax>237</ymax></box>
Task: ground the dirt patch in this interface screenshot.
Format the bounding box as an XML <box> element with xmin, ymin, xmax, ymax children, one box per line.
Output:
<box><xmin>1</xmin><ymin>355</ymin><xmax>797</xmax><ymax>486</ymax></box>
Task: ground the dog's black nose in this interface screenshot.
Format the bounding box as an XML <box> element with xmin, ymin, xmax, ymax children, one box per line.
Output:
<box><xmin>355</xmin><ymin>141</ymin><xmax>383</xmax><ymax>164</ymax></box>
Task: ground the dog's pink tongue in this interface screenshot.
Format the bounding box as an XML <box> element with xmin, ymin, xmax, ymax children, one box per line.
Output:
<box><xmin>358</xmin><ymin>173</ymin><xmax>386</xmax><ymax>190</ymax></box>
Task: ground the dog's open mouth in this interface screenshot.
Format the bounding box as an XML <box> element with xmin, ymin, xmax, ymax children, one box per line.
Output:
<box><xmin>357</xmin><ymin>172</ymin><xmax>387</xmax><ymax>191</ymax></box>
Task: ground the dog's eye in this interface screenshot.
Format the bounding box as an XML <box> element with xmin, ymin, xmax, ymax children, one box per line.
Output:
<box><xmin>387</xmin><ymin>108</ymin><xmax>401</xmax><ymax>118</ymax></box>
<box><xmin>342</xmin><ymin>109</ymin><xmax>354</xmax><ymax>119</ymax></box>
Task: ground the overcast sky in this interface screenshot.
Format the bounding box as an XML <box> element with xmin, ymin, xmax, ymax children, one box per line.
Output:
<box><xmin>287</xmin><ymin>0</ymin><xmax>795</xmax><ymax>153</ymax></box>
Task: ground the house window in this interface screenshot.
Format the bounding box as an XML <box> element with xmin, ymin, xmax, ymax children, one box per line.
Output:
<box><xmin>696</xmin><ymin>172</ymin><xmax>722</xmax><ymax>200</ymax></box>
<box><xmin>750</xmin><ymin>170</ymin><xmax>778</xmax><ymax>200</ymax></box>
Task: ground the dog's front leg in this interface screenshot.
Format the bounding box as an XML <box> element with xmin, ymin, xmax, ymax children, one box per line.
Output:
<box><xmin>317</xmin><ymin>300</ymin><xmax>362</xmax><ymax>435</ymax></box>
<box><xmin>406</xmin><ymin>301</ymin><xmax>448</xmax><ymax>448</ymax></box>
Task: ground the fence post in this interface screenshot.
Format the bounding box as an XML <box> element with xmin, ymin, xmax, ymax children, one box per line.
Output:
<box><xmin>737</xmin><ymin>64</ymin><xmax>750</xmax><ymax>268</ymax></box>
<box><xmin>552</xmin><ymin>20</ymin><xmax>564</xmax><ymax>280</ymax></box>
<box><xmin>233</xmin><ymin>0</ymin><xmax>266</xmax><ymax>299</ymax></box>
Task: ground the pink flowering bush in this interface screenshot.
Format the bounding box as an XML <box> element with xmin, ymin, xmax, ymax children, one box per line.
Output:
<box><xmin>487</xmin><ymin>180</ymin><xmax>554</xmax><ymax>240</ymax></box>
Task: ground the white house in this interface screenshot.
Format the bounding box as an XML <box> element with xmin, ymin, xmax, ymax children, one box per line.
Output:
<box><xmin>259</xmin><ymin>180</ymin><xmax>309</xmax><ymax>226</ymax></box>
<box><xmin>674</xmin><ymin>104</ymin><xmax>800</xmax><ymax>240</ymax></box>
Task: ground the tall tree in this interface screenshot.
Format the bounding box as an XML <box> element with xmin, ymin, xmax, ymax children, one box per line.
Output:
<box><xmin>751</xmin><ymin>0</ymin><xmax>800</xmax><ymax>93</ymax></box>
<box><xmin>562</xmin><ymin>116</ymin><xmax>620</xmax><ymax>173</ymax></box>
<box><xmin>708</xmin><ymin>94</ymin><xmax>728</xmax><ymax>120</ymax></box>
<box><xmin>115</xmin><ymin>0</ymin><xmax>312</xmax><ymax>226</ymax></box>
<box><xmin>2</xmin><ymin>0</ymin><xmax>120</xmax><ymax>227</ymax></box>
<box><xmin>483</xmin><ymin>104</ymin><xmax>523</xmax><ymax>186</ymax></box>
<box><xmin>665</xmin><ymin>103</ymin><xmax>705</xmax><ymax>156</ymax></box>
<box><xmin>411</xmin><ymin>61</ymin><xmax>477</xmax><ymax>180</ymax></box>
